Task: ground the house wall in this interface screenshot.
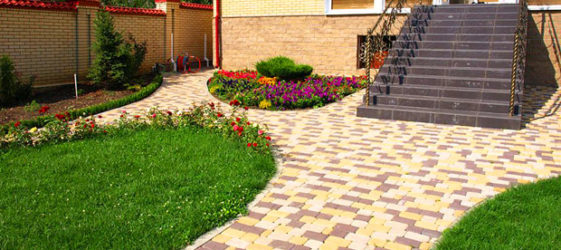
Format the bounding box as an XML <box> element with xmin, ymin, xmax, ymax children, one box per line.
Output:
<box><xmin>218</xmin><ymin>6</ymin><xmax>561</xmax><ymax>86</ymax></box>
<box><xmin>221</xmin><ymin>0</ymin><xmax>324</xmax><ymax>17</ymax></box>
<box><xmin>220</xmin><ymin>15</ymin><xmax>406</xmax><ymax>76</ymax></box>
<box><xmin>526</xmin><ymin>11</ymin><xmax>561</xmax><ymax>86</ymax></box>
<box><xmin>0</xmin><ymin>0</ymin><xmax>212</xmax><ymax>86</ymax></box>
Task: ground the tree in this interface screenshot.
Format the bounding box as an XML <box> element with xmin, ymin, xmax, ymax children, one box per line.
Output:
<box><xmin>88</xmin><ymin>10</ymin><xmax>146</xmax><ymax>90</ymax></box>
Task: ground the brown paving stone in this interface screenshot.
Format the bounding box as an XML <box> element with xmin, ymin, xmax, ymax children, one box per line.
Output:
<box><xmin>97</xmin><ymin>72</ymin><xmax>561</xmax><ymax>249</ymax></box>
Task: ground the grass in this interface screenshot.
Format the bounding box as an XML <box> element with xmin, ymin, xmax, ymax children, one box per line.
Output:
<box><xmin>0</xmin><ymin>127</ymin><xmax>276</xmax><ymax>249</ymax></box>
<box><xmin>436</xmin><ymin>176</ymin><xmax>561</xmax><ymax>249</ymax></box>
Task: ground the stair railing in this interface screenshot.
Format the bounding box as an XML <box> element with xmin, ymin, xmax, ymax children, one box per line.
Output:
<box><xmin>509</xmin><ymin>0</ymin><xmax>528</xmax><ymax>116</ymax></box>
<box><xmin>360</xmin><ymin>0</ymin><xmax>419</xmax><ymax>106</ymax></box>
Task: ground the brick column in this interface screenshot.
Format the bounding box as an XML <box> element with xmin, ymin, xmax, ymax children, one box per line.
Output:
<box><xmin>156</xmin><ymin>0</ymin><xmax>180</xmax><ymax>61</ymax></box>
<box><xmin>75</xmin><ymin>0</ymin><xmax>101</xmax><ymax>80</ymax></box>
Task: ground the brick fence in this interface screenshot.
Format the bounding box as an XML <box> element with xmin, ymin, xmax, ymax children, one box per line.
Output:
<box><xmin>0</xmin><ymin>0</ymin><xmax>213</xmax><ymax>86</ymax></box>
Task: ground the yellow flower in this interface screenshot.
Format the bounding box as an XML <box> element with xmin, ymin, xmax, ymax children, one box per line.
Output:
<box><xmin>259</xmin><ymin>99</ymin><xmax>272</xmax><ymax>109</ymax></box>
<box><xmin>29</xmin><ymin>127</ymin><xmax>38</xmax><ymax>133</ymax></box>
<box><xmin>257</xmin><ymin>77</ymin><xmax>276</xmax><ymax>86</ymax></box>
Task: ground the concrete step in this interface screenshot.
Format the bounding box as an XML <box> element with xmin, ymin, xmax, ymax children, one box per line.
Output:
<box><xmin>415</xmin><ymin>11</ymin><xmax>519</xmax><ymax>20</ymax></box>
<box><xmin>369</xmin><ymin>82</ymin><xmax>518</xmax><ymax>101</ymax></box>
<box><xmin>388</xmin><ymin>48</ymin><xmax>513</xmax><ymax>59</ymax></box>
<box><xmin>392</xmin><ymin>40</ymin><xmax>514</xmax><ymax>50</ymax></box>
<box><xmin>356</xmin><ymin>104</ymin><xmax>521</xmax><ymax>129</ymax></box>
<box><xmin>374</xmin><ymin>73</ymin><xmax>512</xmax><ymax>90</ymax></box>
<box><xmin>373</xmin><ymin>94</ymin><xmax>517</xmax><ymax>114</ymax></box>
<box><xmin>406</xmin><ymin>19</ymin><xmax>518</xmax><ymax>27</ymax></box>
<box><xmin>382</xmin><ymin>56</ymin><xmax>512</xmax><ymax>69</ymax></box>
<box><xmin>378</xmin><ymin>65</ymin><xmax>512</xmax><ymax>79</ymax></box>
<box><xmin>403</xmin><ymin>25</ymin><xmax>516</xmax><ymax>35</ymax></box>
<box><xmin>397</xmin><ymin>32</ymin><xmax>514</xmax><ymax>42</ymax></box>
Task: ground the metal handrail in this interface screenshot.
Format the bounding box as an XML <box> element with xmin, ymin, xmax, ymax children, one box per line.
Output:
<box><xmin>361</xmin><ymin>0</ymin><xmax>409</xmax><ymax>106</ymax></box>
<box><xmin>509</xmin><ymin>0</ymin><xmax>528</xmax><ymax>116</ymax></box>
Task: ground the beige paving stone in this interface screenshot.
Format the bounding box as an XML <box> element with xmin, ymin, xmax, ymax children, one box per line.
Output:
<box><xmin>97</xmin><ymin>72</ymin><xmax>561</xmax><ymax>249</ymax></box>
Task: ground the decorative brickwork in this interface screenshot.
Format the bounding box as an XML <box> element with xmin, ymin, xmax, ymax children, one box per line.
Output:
<box><xmin>0</xmin><ymin>0</ymin><xmax>212</xmax><ymax>86</ymax></box>
<box><xmin>220</xmin><ymin>15</ymin><xmax>406</xmax><ymax>76</ymax></box>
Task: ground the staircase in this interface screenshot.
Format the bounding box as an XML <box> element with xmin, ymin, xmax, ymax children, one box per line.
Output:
<box><xmin>357</xmin><ymin>4</ymin><xmax>525</xmax><ymax>130</ymax></box>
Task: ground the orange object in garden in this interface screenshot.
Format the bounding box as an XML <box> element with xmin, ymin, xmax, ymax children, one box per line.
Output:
<box><xmin>372</xmin><ymin>51</ymin><xmax>389</xmax><ymax>69</ymax></box>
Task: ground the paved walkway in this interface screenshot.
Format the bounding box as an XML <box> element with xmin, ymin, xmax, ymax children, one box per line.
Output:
<box><xmin>100</xmin><ymin>71</ymin><xmax>561</xmax><ymax>250</ymax></box>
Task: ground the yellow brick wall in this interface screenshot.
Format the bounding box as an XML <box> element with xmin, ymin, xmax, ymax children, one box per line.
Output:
<box><xmin>220</xmin><ymin>15</ymin><xmax>406</xmax><ymax>76</ymax></box>
<box><xmin>174</xmin><ymin>8</ymin><xmax>213</xmax><ymax>62</ymax></box>
<box><xmin>526</xmin><ymin>11</ymin><xmax>561</xmax><ymax>86</ymax></box>
<box><xmin>221</xmin><ymin>0</ymin><xmax>324</xmax><ymax>17</ymax></box>
<box><xmin>0</xmin><ymin>4</ymin><xmax>211</xmax><ymax>86</ymax></box>
<box><xmin>112</xmin><ymin>13</ymin><xmax>165</xmax><ymax>73</ymax></box>
<box><xmin>0</xmin><ymin>8</ymin><xmax>77</xmax><ymax>85</ymax></box>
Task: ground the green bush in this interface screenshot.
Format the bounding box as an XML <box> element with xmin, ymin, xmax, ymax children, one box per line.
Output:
<box><xmin>0</xmin><ymin>55</ymin><xmax>32</xmax><ymax>107</ymax></box>
<box><xmin>88</xmin><ymin>10</ymin><xmax>146</xmax><ymax>90</ymax></box>
<box><xmin>255</xmin><ymin>56</ymin><xmax>313</xmax><ymax>80</ymax></box>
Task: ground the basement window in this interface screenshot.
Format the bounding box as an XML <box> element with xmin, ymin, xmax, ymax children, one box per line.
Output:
<box><xmin>357</xmin><ymin>35</ymin><xmax>396</xmax><ymax>69</ymax></box>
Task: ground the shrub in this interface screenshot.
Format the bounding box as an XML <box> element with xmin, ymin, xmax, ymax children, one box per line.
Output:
<box><xmin>255</xmin><ymin>56</ymin><xmax>313</xmax><ymax>80</ymax></box>
<box><xmin>0</xmin><ymin>55</ymin><xmax>32</xmax><ymax>107</ymax></box>
<box><xmin>88</xmin><ymin>10</ymin><xmax>146</xmax><ymax>90</ymax></box>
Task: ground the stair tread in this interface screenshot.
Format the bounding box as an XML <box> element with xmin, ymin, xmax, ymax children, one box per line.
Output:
<box><xmin>375</xmin><ymin>73</ymin><xmax>512</xmax><ymax>83</ymax></box>
<box><xmin>390</xmin><ymin>47</ymin><xmax>513</xmax><ymax>52</ymax></box>
<box><xmin>375</xmin><ymin>93</ymin><xmax>517</xmax><ymax>105</ymax></box>
<box><xmin>383</xmin><ymin>56</ymin><xmax>511</xmax><ymax>62</ymax></box>
<box><xmin>361</xmin><ymin>104</ymin><xmax>520</xmax><ymax>118</ymax></box>
<box><xmin>381</xmin><ymin>65</ymin><xmax>512</xmax><ymax>72</ymax></box>
<box><xmin>371</xmin><ymin>81</ymin><xmax>521</xmax><ymax>94</ymax></box>
<box><xmin>394</xmin><ymin>39</ymin><xmax>514</xmax><ymax>44</ymax></box>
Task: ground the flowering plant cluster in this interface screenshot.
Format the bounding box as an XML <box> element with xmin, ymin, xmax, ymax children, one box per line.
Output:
<box><xmin>216</xmin><ymin>70</ymin><xmax>258</xmax><ymax>80</ymax></box>
<box><xmin>1</xmin><ymin>103</ymin><xmax>272</xmax><ymax>153</ymax></box>
<box><xmin>208</xmin><ymin>70</ymin><xmax>367</xmax><ymax>110</ymax></box>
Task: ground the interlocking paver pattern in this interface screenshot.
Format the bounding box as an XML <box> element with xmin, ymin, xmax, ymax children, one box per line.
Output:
<box><xmin>99</xmin><ymin>70</ymin><xmax>561</xmax><ymax>250</ymax></box>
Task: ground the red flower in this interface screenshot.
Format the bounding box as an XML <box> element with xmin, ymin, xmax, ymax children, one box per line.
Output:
<box><xmin>238</xmin><ymin>126</ymin><xmax>244</xmax><ymax>133</ymax></box>
<box><xmin>166</xmin><ymin>111</ymin><xmax>172</xmax><ymax>116</ymax></box>
<box><xmin>244</xmin><ymin>106</ymin><xmax>249</xmax><ymax>110</ymax></box>
<box><xmin>134</xmin><ymin>115</ymin><xmax>141</xmax><ymax>119</ymax></box>
<box><xmin>103</xmin><ymin>130</ymin><xmax>108</xmax><ymax>133</ymax></box>
<box><xmin>230</xmin><ymin>121</ymin><xmax>236</xmax><ymax>126</ymax></box>
<box><xmin>152</xmin><ymin>113</ymin><xmax>157</xmax><ymax>118</ymax></box>
<box><xmin>55</xmin><ymin>114</ymin><xmax>66</xmax><ymax>121</ymax></box>
<box><xmin>38</xmin><ymin>105</ymin><xmax>50</xmax><ymax>114</ymax></box>
<box><xmin>247</xmin><ymin>122</ymin><xmax>251</xmax><ymax>125</ymax></box>
<box><xmin>233</xmin><ymin>125</ymin><xmax>239</xmax><ymax>131</ymax></box>
<box><xmin>236</xmin><ymin>117</ymin><xmax>241</xmax><ymax>122</ymax></box>
<box><xmin>208</xmin><ymin>102</ymin><xmax>215</xmax><ymax>108</ymax></box>
<box><xmin>266</xmin><ymin>143</ymin><xmax>269</xmax><ymax>146</ymax></box>
<box><xmin>83</xmin><ymin>124</ymin><xmax>87</xmax><ymax>128</ymax></box>
<box><xmin>253</xmin><ymin>142</ymin><xmax>257</xmax><ymax>147</ymax></box>
<box><xmin>229</xmin><ymin>100</ymin><xmax>241</xmax><ymax>106</ymax></box>
<box><xmin>247</xmin><ymin>143</ymin><xmax>252</xmax><ymax>147</ymax></box>
<box><xmin>217</xmin><ymin>113</ymin><xmax>223</xmax><ymax>117</ymax></box>
<box><xmin>14</xmin><ymin>121</ymin><xmax>21</xmax><ymax>128</ymax></box>
<box><xmin>91</xmin><ymin>123</ymin><xmax>95</xmax><ymax>128</ymax></box>
<box><xmin>98</xmin><ymin>115</ymin><xmax>103</xmax><ymax>118</ymax></box>
<box><xmin>120</xmin><ymin>115</ymin><xmax>124</xmax><ymax>118</ymax></box>
<box><xmin>266</xmin><ymin>136</ymin><xmax>271</xmax><ymax>141</ymax></box>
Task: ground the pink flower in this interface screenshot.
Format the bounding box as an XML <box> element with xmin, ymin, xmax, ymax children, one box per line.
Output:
<box><xmin>258</xmin><ymin>130</ymin><xmax>264</xmax><ymax>135</ymax></box>
<box><xmin>233</xmin><ymin>125</ymin><xmax>239</xmax><ymax>131</ymax></box>
<box><xmin>122</xmin><ymin>110</ymin><xmax>127</xmax><ymax>114</ymax></box>
<box><xmin>152</xmin><ymin>113</ymin><xmax>157</xmax><ymax>118</ymax></box>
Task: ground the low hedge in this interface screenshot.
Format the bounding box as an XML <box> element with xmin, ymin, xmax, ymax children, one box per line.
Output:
<box><xmin>0</xmin><ymin>74</ymin><xmax>163</xmax><ymax>134</ymax></box>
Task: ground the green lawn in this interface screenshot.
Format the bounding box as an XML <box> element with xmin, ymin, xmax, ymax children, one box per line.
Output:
<box><xmin>436</xmin><ymin>176</ymin><xmax>561</xmax><ymax>249</ymax></box>
<box><xmin>0</xmin><ymin>127</ymin><xmax>275</xmax><ymax>249</ymax></box>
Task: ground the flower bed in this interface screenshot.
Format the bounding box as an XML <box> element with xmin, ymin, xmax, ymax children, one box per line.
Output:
<box><xmin>1</xmin><ymin>102</ymin><xmax>271</xmax><ymax>153</ymax></box>
<box><xmin>208</xmin><ymin>70</ymin><xmax>368</xmax><ymax>110</ymax></box>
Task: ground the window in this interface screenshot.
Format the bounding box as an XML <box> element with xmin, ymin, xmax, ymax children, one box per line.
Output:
<box><xmin>332</xmin><ymin>0</ymin><xmax>374</xmax><ymax>9</ymax></box>
<box><xmin>357</xmin><ymin>35</ymin><xmax>396</xmax><ymax>69</ymax></box>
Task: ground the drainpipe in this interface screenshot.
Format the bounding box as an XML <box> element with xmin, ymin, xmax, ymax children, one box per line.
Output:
<box><xmin>214</xmin><ymin>0</ymin><xmax>221</xmax><ymax>68</ymax></box>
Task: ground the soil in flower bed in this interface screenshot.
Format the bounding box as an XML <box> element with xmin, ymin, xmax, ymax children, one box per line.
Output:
<box><xmin>0</xmin><ymin>75</ymin><xmax>153</xmax><ymax>124</ymax></box>
<box><xmin>208</xmin><ymin>70</ymin><xmax>367</xmax><ymax>110</ymax></box>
